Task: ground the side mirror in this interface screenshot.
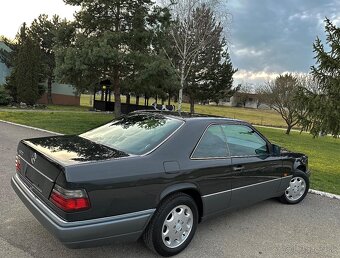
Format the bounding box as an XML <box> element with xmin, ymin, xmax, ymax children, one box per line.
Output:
<box><xmin>272</xmin><ymin>144</ymin><xmax>281</xmax><ymax>156</ymax></box>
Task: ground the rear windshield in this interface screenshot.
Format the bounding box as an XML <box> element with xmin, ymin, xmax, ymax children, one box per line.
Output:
<box><xmin>80</xmin><ymin>113</ymin><xmax>183</xmax><ymax>155</ymax></box>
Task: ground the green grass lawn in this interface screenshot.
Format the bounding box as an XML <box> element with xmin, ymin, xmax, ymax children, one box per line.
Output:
<box><xmin>46</xmin><ymin>104</ymin><xmax>91</xmax><ymax>112</ymax></box>
<box><xmin>0</xmin><ymin>111</ymin><xmax>113</xmax><ymax>135</ymax></box>
<box><xmin>0</xmin><ymin>107</ymin><xmax>339</xmax><ymax>195</ymax></box>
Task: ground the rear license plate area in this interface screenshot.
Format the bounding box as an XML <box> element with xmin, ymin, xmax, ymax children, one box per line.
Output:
<box><xmin>25</xmin><ymin>167</ymin><xmax>45</xmax><ymax>193</ymax></box>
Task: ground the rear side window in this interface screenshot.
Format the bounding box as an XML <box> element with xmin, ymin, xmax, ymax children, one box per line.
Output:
<box><xmin>191</xmin><ymin>125</ymin><xmax>229</xmax><ymax>159</ymax></box>
<box><xmin>221</xmin><ymin>124</ymin><xmax>268</xmax><ymax>156</ymax></box>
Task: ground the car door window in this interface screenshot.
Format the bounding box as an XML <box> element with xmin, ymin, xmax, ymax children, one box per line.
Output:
<box><xmin>221</xmin><ymin>124</ymin><xmax>268</xmax><ymax>156</ymax></box>
<box><xmin>191</xmin><ymin>125</ymin><xmax>229</xmax><ymax>159</ymax></box>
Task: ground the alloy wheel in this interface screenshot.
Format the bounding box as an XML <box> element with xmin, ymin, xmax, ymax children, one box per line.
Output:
<box><xmin>161</xmin><ymin>205</ymin><xmax>193</xmax><ymax>248</ymax></box>
<box><xmin>285</xmin><ymin>176</ymin><xmax>306</xmax><ymax>201</ymax></box>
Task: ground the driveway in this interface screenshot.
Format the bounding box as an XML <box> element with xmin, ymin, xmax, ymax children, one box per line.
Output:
<box><xmin>0</xmin><ymin>121</ymin><xmax>339</xmax><ymax>258</ymax></box>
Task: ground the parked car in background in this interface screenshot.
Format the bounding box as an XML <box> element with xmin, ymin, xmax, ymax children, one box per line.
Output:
<box><xmin>11</xmin><ymin>111</ymin><xmax>310</xmax><ymax>256</ymax></box>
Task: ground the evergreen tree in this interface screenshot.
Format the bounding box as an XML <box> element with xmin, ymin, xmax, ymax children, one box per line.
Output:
<box><xmin>30</xmin><ymin>15</ymin><xmax>63</xmax><ymax>104</ymax></box>
<box><xmin>56</xmin><ymin>0</ymin><xmax>173</xmax><ymax>117</ymax></box>
<box><xmin>184</xmin><ymin>5</ymin><xmax>236</xmax><ymax>113</ymax></box>
<box><xmin>6</xmin><ymin>24</ymin><xmax>44</xmax><ymax>105</ymax></box>
<box><xmin>299</xmin><ymin>18</ymin><xmax>340</xmax><ymax>137</ymax></box>
<box><xmin>209</xmin><ymin>51</ymin><xmax>238</xmax><ymax>105</ymax></box>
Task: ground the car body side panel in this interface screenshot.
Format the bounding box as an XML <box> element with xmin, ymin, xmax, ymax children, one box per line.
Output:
<box><xmin>184</xmin><ymin>159</ymin><xmax>233</xmax><ymax>216</ymax></box>
<box><xmin>228</xmin><ymin>156</ymin><xmax>283</xmax><ymax>208</ymax></box>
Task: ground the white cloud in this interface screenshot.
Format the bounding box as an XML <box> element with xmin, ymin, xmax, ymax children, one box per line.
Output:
<box><xmin>288</xmin><ymin>11</ymin><xmax>312</xmax><ymax>21</ymax></box>
<box><xmin>0</xmin><ymin>0</ymin><xmax>78</xmax><ymax>39</ymax></box>
<box><xmin>234</xmin><ymin>69</ymin><xmax>280</xmax><ymax>82</ymax></box>
<box><xmin>233</xmin><ymin>70</ymin><xmax>311</xmax><ymax>85</ymax></box>
<box><xmin>233</xmin><ymin>47</ymin><xmax>265</xmax><ymax>57</ymax></box>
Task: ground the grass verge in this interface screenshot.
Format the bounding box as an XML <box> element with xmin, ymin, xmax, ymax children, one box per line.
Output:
<box><xmin>0</xmin><ymin>111</ymin><xmax>113</xmax><ymax>135</ymax></box>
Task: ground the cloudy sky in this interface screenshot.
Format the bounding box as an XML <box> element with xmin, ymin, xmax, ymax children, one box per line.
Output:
<box><xmin>0</xmin><ymin>0</ymin><xmax>77</xmax><ymax>38</ymax></box>
<box><xmin>1</xmin><ymin>0</ymin><xmax>339</xmax><ymax>84</ymax></box>
<box><xmin>228</xmin><ymin>0</ymin><xmax>340</xmax><ymax>84</ymax></box>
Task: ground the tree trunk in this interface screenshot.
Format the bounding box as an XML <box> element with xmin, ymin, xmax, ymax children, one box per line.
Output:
<box><xmin>190</xmin><ymin>98</ymin><xmax>195</xmax><ymax>114</ymax></box>
<box><xmin>168</xmin><ymin>94</ymin><xmax>171</xmax><ymax>106</ymax></box>
<box><xmin>178</xmin><ymin>62</ymin><xmax>185</xmax><ymax>111</ymax></box>
<box><xmin>113</xmin><ymin>3</ymin><xmax>121</xmax><ymax>117</ymax></box>
<box><xmin>126</xmin><ymin>94</ymin><xmax>130</xmax><ymax>104</ymax></box>
<box><xmin>92</xmin><ymin>88</ymin><xmax>96</xmax><ymax>109</ymax></box>
<box><xmin>113</xmin><ymin>70</ymin><xmax>121</xmax><ymax>117</ymax></box>
<box><xmin>47</xmin><ymin>77</ymin><xmax>53</xmax><ymax>104</ymax></box>
<box><xmin>286</xmin><ymin>125</ymin><xmax>292</xmax><ymax>135</ymax></box>
<box><xmin>136</xmin><ymin>95</ymin><xmax>139</xmax><ymax>105</ymax></box>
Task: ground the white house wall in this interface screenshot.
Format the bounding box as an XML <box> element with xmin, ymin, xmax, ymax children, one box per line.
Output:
<box><xmin>0</xmin><ymin>62</ymin><xmax>10</xmax><ymax>85</ymax></box>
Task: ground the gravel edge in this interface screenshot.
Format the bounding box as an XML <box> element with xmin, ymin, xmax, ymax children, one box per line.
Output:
<box><xmin>309</xmin><ymin>189</ymin><xmax>340</xmax><ymax>200</ymax></box>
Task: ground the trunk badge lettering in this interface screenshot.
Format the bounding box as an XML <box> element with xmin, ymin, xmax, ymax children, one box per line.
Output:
<box><xmin>31</xmin><ymin>153</ymin><xmax>37</xmax><ymax>164</ymax></box>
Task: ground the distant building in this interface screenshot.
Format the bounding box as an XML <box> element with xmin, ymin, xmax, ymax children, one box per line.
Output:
<box><xmin>219</xmin><ymin>92</ymin><xmax>269</xmax><ymax>109</ymax></box>
<box><xmin>0</xmin><ymin>41</ymin><xmax>79</xmax><ymax>106</ymax></box>
<box><xmin>0</xmin><ymin>41</ymin><xmax>12</xmax><ymax>85</ymax></box>
<box><xmin>37</xmin><ymin>82</ymin><xmax>80</xmax><ymax>106</ymax></box>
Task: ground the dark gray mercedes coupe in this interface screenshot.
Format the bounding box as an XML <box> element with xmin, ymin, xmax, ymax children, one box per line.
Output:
<box><xmin>11</xmin><ymin>111</ymin><xmax>310</xmax><ymax>256</ymax></box>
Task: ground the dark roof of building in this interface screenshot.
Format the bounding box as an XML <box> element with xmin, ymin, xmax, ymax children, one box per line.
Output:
<box><xmin>0</xmin><ymin>41</ymin><xmax>12</xmax><ymax>53</ymax></box>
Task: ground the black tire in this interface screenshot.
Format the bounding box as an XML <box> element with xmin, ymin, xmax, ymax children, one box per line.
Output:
<box><xmin>143</xmin><ymin>192</ymin><xmax>198</xmax><ymax>257</ymax></box>
<box><xmin>279</xmin><ymin>170</ymin><xmax>309</xmax><ymax>204</ymax></box>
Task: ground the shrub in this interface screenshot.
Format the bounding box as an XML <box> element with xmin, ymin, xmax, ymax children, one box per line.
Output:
<box><xmin>0</xmin><ymin>86</ymin><xmax>13</xmax><ymax>105</ymax></box>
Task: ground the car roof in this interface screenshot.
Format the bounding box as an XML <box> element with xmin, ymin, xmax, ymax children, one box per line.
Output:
<box><xmin>132</xmin><ymin>110</ymin><xmax>246</xmax><ymax>123</ymax></box>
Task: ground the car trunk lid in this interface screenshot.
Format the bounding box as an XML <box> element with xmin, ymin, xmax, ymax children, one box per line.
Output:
<box><xmin>17</xmin><ymin>135</ymin><xmax>129</xmax><ymax>199</ymax></box>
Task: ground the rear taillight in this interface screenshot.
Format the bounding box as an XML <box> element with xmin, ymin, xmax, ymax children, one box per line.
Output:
<box><xmin>49</xmin><ymin>184</ymin><xmax>90</xmax><ymax>212</ymax></box>
<box><xmin>15</xmin><ymin>155</ymin><xmax>21</xmax><ymax>172</ymax></box>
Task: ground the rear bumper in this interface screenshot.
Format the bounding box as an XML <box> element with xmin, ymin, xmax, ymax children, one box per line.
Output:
<box><xmin>11</xmin><ymin>173</ymin><xmax>155</xmax><ymax>248</ymax></box>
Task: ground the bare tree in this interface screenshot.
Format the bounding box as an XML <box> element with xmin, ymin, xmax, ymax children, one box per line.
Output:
<box><xmin>161</xmin><ymin>0</ymin><xmax>230</xmax><ymax>111</ymax></box>
<box><xmin>263</xmin><ymin>74</ymin><xmax>307</xmax><ymax>134</ymax></box>
<box><xmin>297</xmin><ymin>73</ymin><xmax>322</xmax><ymax>94</ymax></box>
<box><xmin>255</xmin><ymin>84</ymin><xmax>267</xmax><ymax>109</ymax></box>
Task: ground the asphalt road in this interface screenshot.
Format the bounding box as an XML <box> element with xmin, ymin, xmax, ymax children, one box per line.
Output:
<box><xmin>0</xmin><ymin>121</ymin><xmax>339</xmax><ymax>258</ymax></box>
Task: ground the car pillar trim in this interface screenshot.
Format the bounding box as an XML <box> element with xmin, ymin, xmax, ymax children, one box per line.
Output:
<box><xmin>140</xmin><ymin>120</ymin><xmax>186</xmax><ymax>156</ymax></box>
<box><xmin>202</xmin><ymin>176</ymin><xmax>293</xmax><ymax>198</ymax></box>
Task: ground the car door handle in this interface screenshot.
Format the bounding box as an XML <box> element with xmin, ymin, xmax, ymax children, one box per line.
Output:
<box><xmin>233</xmin><ymin>165</ymin><xmax>245</xmax><ymax>171</ymax></box>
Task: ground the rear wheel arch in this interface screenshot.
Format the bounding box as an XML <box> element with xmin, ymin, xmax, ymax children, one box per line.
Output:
<box><xmin>159</xmin><ymin>184</ymin><xmax>203</xmax><ymax>222</ymax></box>
<box><xmin>143</xmin><ymin>192</ymin><xmax>199</xmax><ymax>256</ymax></box>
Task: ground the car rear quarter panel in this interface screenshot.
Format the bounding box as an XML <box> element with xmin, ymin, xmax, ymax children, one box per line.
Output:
<box><xmin>60</xmin><ymin>120</ymin><xmax>208</xmax><ymax>221</ymax></box>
